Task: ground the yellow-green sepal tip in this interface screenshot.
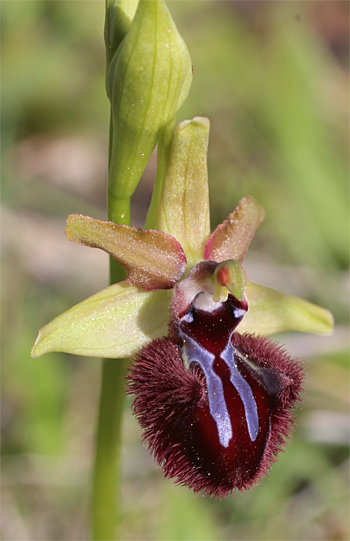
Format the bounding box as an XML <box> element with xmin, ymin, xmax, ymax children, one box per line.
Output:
<box><xmin>239</xmin><ymin>282</ymin><xmax>334</xmax><ymax>336</ymax></box>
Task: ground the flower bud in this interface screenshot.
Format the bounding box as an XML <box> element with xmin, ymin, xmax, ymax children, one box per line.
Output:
<box><xmin>104</xmin><ymin>0</ymin><xmax>139</xmax><ymax>76</ymax></box>
<box><xmin>108</xmin><ymin>0</ymin><xmax>192</xmax><ymax>201</ymax></box>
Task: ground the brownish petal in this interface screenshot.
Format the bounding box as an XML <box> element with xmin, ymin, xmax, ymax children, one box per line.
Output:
<box><xmin>204</xmin><ymin>196</ymin><xmax>265</xmax><ymax>263</ymax></box>
<box><xmin>66</xmin><ymin>214</ymin><xmax>186</xmax><ymax>290</ymax></box>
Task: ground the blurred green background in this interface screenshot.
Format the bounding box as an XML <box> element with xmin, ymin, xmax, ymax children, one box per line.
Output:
<box><xmin>1</xmin><ymin>1</ymin><xmax>349</xmax><ymax>539</ymax></box>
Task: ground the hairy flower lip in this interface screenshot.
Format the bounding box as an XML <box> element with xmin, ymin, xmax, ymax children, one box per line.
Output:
<box><xmin>127</xmin><ymin>331</ymin><xmax>304</xmax><ymax>497</ymax></box>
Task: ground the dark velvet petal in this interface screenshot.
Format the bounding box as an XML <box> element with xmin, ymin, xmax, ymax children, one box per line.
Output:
<box><xmin>127</xmin><ymin>332</ymin><xmax>304</xmax><ymax>497</ymax></box>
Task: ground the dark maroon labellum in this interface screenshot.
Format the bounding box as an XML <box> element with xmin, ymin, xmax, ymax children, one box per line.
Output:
<box><xmin>127</xmin><ymin>277</ymin><xmax>304</xmax><ymax>497</ymax></box>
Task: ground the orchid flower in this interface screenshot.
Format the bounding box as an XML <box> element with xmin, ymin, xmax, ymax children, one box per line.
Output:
<box><xmin>31</xmin><ymin>117</ymin><xmax>333</xmax><ymax>496</ymax></box>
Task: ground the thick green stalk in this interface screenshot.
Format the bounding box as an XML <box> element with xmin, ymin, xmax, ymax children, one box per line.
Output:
<box><xmin>91</xmin><ymin>358</ymin><xmax>127</xmax><ymax>540</ymax></box>
<box><xmin>91</xmin><ymin>193</ymin><xmax>130</xmax><ymax>540</ymax></box>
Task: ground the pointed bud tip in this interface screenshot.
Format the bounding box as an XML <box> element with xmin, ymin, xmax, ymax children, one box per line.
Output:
<box><xmin>108</xmin><ymin>0</ymin><xmax>193</xmax><ymax>199</ymax></box>
<box><xmin>176</xmin><ymin>116</ymin><xmax>210</xmax><ymax>133</ymax></box>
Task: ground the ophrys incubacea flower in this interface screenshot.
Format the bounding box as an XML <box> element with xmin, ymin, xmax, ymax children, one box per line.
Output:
<box><xmin>31</xmin><ymin>117</ymin><xmax>333</xmax><ymax>496</ymax></box>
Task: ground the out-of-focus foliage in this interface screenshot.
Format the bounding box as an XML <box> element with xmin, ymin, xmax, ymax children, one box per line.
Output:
<box><xmin>1</xmin><ymin>1</ymin><xmax>349</xmax><ymax>540</ymax></box>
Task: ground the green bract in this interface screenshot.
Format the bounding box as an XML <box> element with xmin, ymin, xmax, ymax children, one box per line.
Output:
<box><xmin>107</xmin><ymin>0</ymin><xmax>192</xmax><ymax>215</ymax></box>
<box><xmin>31</xmin><ymin>118</ymin><xmax>333</xmax><ymax>360</ymax></box>
<box><xmin>104</xmin><ymin>0</ymin><xmax>139</xmax><ymax>73</ymax></box>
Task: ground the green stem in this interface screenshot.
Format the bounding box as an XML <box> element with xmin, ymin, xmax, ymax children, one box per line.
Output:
<box><xmin>91</xmin><ymin>358</ymin><xmax>127</xmax><ymax>540</ymax></box>
<box><xmin>91</xmin><ymin>195</ymin><xmax>130</xmax><ymax>540</ymax></box>
<box><xmin>92</xmin><ymin>1</ymin><xmax>166</xmax><ymax>536</ymax></box>
<box><xmin>91</xmin><ymin>89</ymin><xmax>173</xmax><ymax>541</ymax></box>
<box><xmin>93</xmin><ymin>3</ymin><xmax>135</xmax><ymax>533</ymax></box>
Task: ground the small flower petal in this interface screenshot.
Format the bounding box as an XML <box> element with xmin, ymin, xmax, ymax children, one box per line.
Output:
<box><xmin>204</xmin><ymin>196</ymin><xmax>265</xmax><ymax>263</ymax></box>
<box><xmin>31</xmin><ymin>282</ymin><xmax>172</xmax><ymax>358</ymax></box>
<box><xmin>238</xmin><ymin>282</ymin><xmax>334</xmax><ymax>336</ymax></box>
<box><xmin>158</xmin><ymin>117</ymin><xmax>211</xmax><ymax>268</ymax></box>
<box><xmin>66</xmin><ymin>214</ymin><xmax>186</xmax><ymax>290</ymax></box>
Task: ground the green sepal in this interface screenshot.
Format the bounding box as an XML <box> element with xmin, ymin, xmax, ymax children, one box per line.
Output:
<box><xmin>238</xmin><ymin>281</ymin><xmax>334</xmax><ymax>336</ymax></box>
<box><xmin>158</xmin><ymin>117</ymin><xmax>211</xmax><ymax>269</ymax></box>
<box><xmin>31</xmin><ymin>283</ymin><xmax>172</xmax><ymax>359</ymax></box>
<box><xmin>108</xmin><ymin>0</ymin><xmax>192</xmax><ymax>200</ymax></box>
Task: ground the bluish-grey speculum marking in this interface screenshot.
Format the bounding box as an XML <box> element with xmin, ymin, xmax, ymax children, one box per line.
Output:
<box><xmin>181</xmin><ymin>331</ymin><xmax>232</xmax><ymax>447</ymax></box>
<box><xmin>181</xmin><ymin>331</ymin><xmax>259</xmax><ymax>447</ymax></box>
<box><xmin>221</xmin><ymin>333</ymin><xmax>259</xmax><ymax>442</ymax></box>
